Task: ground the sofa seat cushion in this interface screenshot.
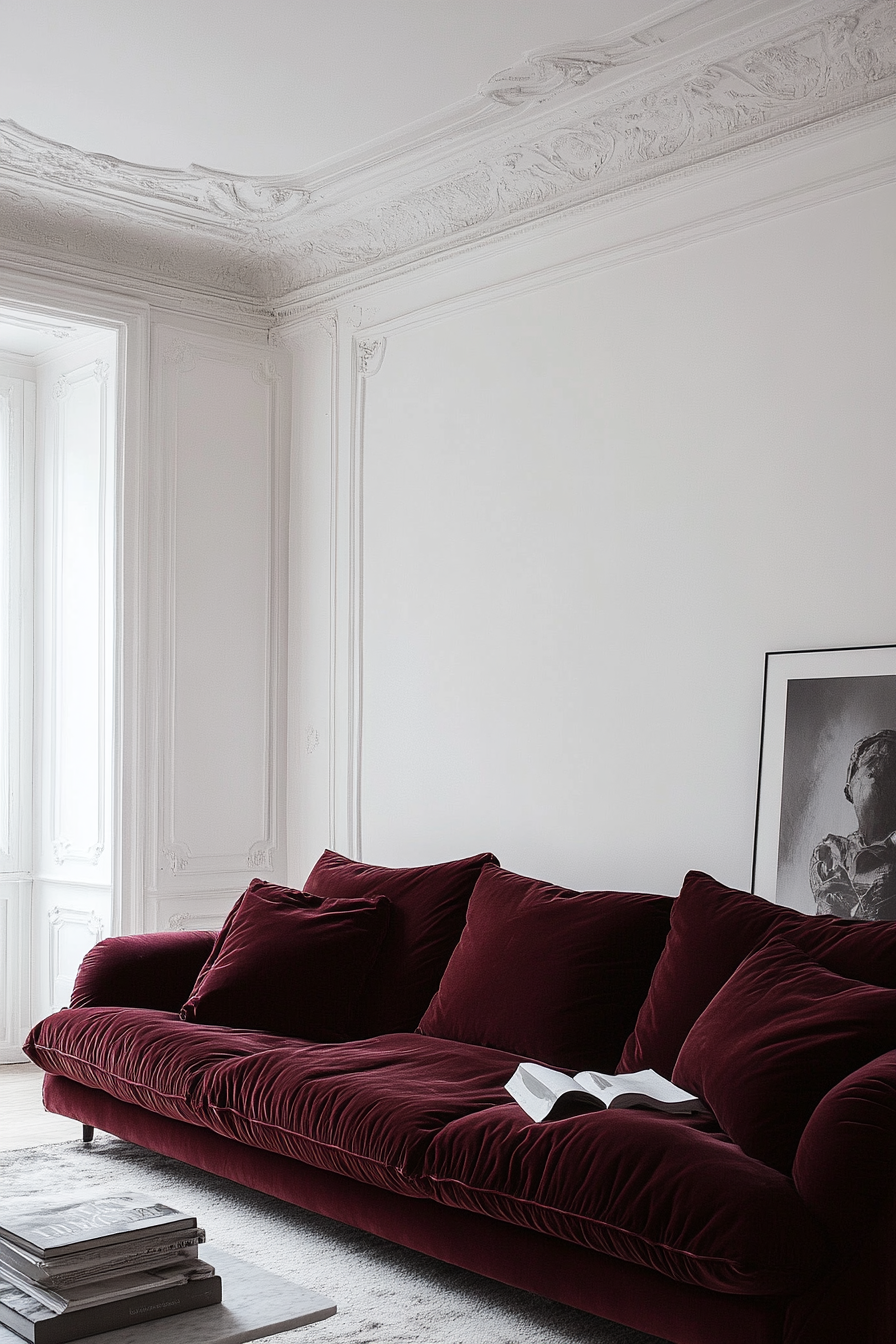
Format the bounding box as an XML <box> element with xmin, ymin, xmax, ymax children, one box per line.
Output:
<box><xmin>421</xmin><ymin>1105</ymin><xmax>831</xmax><ymax>1297</ymax></box>
<box><xmin>25</xmin><ymin>1007</ymin><xmax>301</xmax><ymax>1125</ymax></box>
<box><xmin>197</xmin><ymin>1033</ymin><xmax>524</xmax><ymax>1196</ymax></box>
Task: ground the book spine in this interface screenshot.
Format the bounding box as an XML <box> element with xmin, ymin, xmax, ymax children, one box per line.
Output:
<box><xmin>0</xmin><ymin>1276</ymin><xmax>222</xmax><ymax>1344</ymax></box>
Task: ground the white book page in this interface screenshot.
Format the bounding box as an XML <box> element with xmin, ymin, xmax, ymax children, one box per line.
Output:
<box><xmin>504</xmin><ymin>1063</ymin><xmax>585</xmax><ymax>1122</ymax></box>
<box><xmin>574</xmin><ymin>1068</ymin><xmax>699</xmax><ymax>1106</ymax></box>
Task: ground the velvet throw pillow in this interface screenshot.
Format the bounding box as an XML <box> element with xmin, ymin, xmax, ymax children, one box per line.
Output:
<box><xmin>673</xmin><ymin>936</ymin><xmax>896</xmax><ymax>1174</ymax></box>
<box><xmin>303</xmin><ymin>850</ymin><xmax>498</xmax><ymax>1035</ymax></box>
<box><xmin>618</xmin><ymin>870</ymin><xmax>896</xmax><ymax>1078</ymax></box>
<box><xmin>417</xmin><ymin>865</ymin><xmax>673</xmax><ymax>1070</ymax></box>
<box><xmin>181</xmin><ymin>879</ymin><xmax>391</xmax><ymax>1042</ymax></box>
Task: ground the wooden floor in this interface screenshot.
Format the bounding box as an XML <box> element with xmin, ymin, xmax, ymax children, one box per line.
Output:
<box><xmin>0</xmin><ymin>1062</ymin><xmax>86</xmax><ymax>1150</ymax></box>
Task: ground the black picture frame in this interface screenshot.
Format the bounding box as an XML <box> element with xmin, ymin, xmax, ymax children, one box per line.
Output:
<box><xmin>752</xmin><ymin>643</ymin><xmax>896</xmax><ymax>916</ymax></box>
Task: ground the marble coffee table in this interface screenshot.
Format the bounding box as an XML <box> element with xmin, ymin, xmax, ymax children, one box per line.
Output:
<box><xmin>0</xmin><ymin>1248</ymin><xmax>337</xmax><ymax>1344</ymax></box>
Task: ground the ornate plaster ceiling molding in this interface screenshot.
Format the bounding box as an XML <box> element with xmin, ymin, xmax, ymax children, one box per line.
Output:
<box><xmin>0</xmin><ymin>0</ymin><xmax>892</xmax><ymax>307</ymax></box>
<box><xmin>480</xmin><ymin>32</ymin><xmax>665</xmax><ymax>108</ymax></box>
<box><xmin>0</xmin><ymin>120</ymin><xmax>310</xmax><ymax>226</ymax></box>
<box><xmin>281</xmin><ymin>0</ymin><xmax>896</xmax><ymax>298</ymax></box>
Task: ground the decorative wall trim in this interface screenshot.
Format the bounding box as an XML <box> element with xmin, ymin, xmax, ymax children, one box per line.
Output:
<box><xmin>0</xmin><ymin>2</ymin><xmax>891</xmax><ymax>303</ymax></box>
<box><xmin>47</xmin><ymin>359</ymin><xmax>111</xmax><ymax>869</ymax></box>
<box><xmin>0</xmin><ymin>311</ymin><xmax>79</xmax><ymax>341</ymax></box>
<box><xmin>166</xmin><ymin>909</ymin><xmax>225</xmax><ymax>932</ymax></box>
<box><xmin>47</xmin><ymin>904</ymin><xmax>104</xmax><ymax>936</ymax></box>
<box><xmin>0</xmin><ymin>894</ymin><xmax>8</xmax><ymax>1044</ymax></box>
<box><xmin>356</xmin><ymin>338</ymin><xmax>387</xmax><ymax>378</ymax></box>
<box><xmin>342</xmin><ymin>335</ymin><xmax>389</xmax><ymax>858</ymax></box>
<box><xmin>0</xmin><ymin>280</ymin><xmax>152</xmax><ymax>947</ymax></box>
<box><xmin>145</xmin><ymin>892</ymin><xmax>232</xmax><ymax>933</ymax></box>
<box><xmin>47</xmin><ymin>904</ymin><xmax>104</xmax><ymax>1009</ymax></box>
<box><xmin>0</xmin><ymin>880</ymin><xmax>30</xmax><ymax>1059</ymax></box>
<box><xmin>326</xmin><ymin>318</ymin><xmax>340</xmax><ymax>852</ymax></box>
<box><xmin>152</xmin><ymin>329</ymin><xmax>285</xmax><ymax>889</ymax></box>
<box><xmin>253</xmin><ymin>357</ymin><xmax>281</xmax><ymax>386</ymax></box>
<box><xmin>0</xmin><ymin>381</ymin><xmax>18</xmax><ymax>869</ymax></box>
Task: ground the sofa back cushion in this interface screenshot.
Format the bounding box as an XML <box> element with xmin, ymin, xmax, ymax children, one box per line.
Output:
<box><xmin>673</xmin><ymin>936</ymin><xmax>896</xmax><ymax>1173</ymax></box>
<box><xmin>417</xmin><ymin>865</ymin><xmax>673</xmax><ymax>1070</ymax></box>
<box><xmin>181</xmin><ymin>879</ymin><xmax>391</xmax><ymax>1041</ymax></box>
<box><xmin>303</xmin><ymin>850</ymin><xmax>498</xmax><ymax>1034</ymax></box>
<box><xmin>619</xmin><ymin>870</ymin><xmax>896</xmax><ymax>1078</ymax></box>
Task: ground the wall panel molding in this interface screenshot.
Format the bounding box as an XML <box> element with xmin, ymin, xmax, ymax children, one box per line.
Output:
<box><xmin>0</xmin><ymin>882</ymin><xmax>29</xmax><ymax>1060</ymax></box>
<box><xmin>149</xmin><ymin>326</ymin><xmax>288</xmax><ymax>898</ymax></box>
<box><xmin>46</xmin><ymin>903</ymin><xmax>104</xmax><ymax>1012</ymax></box>
<box><xmin>0</xmin><ymin>377</ymin><xmax>30</xmax><ymax>877</ymax></box>
<box><xmin>344</xmin><ymin>336</ymin><xmax>387</xmax><ymax>858</ymax></box>
<box><xmin>45</xmin><ymin>357</ymin><xmax>113</xmax><ymax>872</ymax></box>
<box><xmin>145</xmin><ymin>893</ymin><xmax>231</xmax><ymax>934</ymax></box>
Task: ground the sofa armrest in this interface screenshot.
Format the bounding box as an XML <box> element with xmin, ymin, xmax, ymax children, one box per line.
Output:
<box><xmin>70</xmin><ymin>932</ymin><xmax>215</xmax><ymax>1013</ymax></box>
<box><xmin>784</xmin><ymin>1052</ymin><xmax>896</xmax><ymax>1344</ymax></box>
<box><xmin>792</xmin><ymin>1048</ymin><xmax>896</xmax><ymax>1244</ymax></box>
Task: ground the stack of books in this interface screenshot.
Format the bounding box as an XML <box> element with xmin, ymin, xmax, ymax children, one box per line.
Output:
<box><xmin>0</xmin><ymin>1193</ymin><xmax>221</xmax><ymax>1344</ymax></box>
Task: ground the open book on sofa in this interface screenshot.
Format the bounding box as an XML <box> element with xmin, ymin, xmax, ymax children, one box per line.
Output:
<box><xmin>505</xmin><ymin>1062</ymin><xmax>706</xmax><ymax>1123</ymax></box>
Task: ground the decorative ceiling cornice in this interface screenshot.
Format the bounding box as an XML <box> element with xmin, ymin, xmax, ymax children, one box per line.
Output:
<box><xmin>0</xmin><ymin>120</ymin><xmax>310</xmax><ymax>225</ymax></box>
<box><xmin>0</xmin><ymin>0</ymin><xmax>892</xmax><ymax>307</ymax></box>
<box><xmin>479</xmin><ymin>31</ymin><xmax>666</xmax><ymax>108</ymax></box>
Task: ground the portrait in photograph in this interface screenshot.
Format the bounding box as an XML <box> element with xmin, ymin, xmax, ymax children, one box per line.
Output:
<box><xmin>752</xmin><ymin>646</ymin><xmax>896</xmax><ymax>918</ymax></box>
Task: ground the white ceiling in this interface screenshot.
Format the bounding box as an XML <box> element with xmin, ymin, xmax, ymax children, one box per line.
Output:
<box><xmin>0</xmin><ymin>0</ymin><xmax>886</xmax><ymax>305</ymax></box>
<box><xmin>4</xmin><ymin>0</ymin><xmax>695</xmax><ymax>176</ymax></box>
<box><xmin>0</xmin><ymin>308</ymin><xmax>105</xmax><ymax>358</ymax></box>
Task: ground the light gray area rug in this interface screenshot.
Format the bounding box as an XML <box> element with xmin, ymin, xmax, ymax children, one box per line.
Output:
<box><xmin>1</xmin><ymin>1137</ymin><xmax>670</xmax><ymax>1344</ymax></box>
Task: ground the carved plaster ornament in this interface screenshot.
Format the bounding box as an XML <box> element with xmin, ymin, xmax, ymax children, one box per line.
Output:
<box><xmin>252</xmin><ymin>356</ymin><xmax>280</xmax><ymax>385</ymax></box>
<box><xmin>0</xmin><ymin>120</ymin><xmax>310</xmax><ymax>225</ymax></box>
<box><xmin>247</xmin><ymin>842</ymin><xmax>273</xmax><ymax>868</ymax></box>
<box><xmin>481</xmin><ymin>31</ymin><xmax>663</xmax><ymax>107</ymax></box>
<box><xmin>0</xmin><ymin>2</ymin><xmax>891</xmax><ymax>302</ymax></box>
<box><xmin>162</xmin><ymin>842</ymin><xmax>191</xmax><ymax>875</ymax></box>
<box><xmin>357</xmin><ymin>337</ymin><xmax>386</xmax><ymax>377</ymax></box>
<box><xmin>297</xmin><ymin>0</ymin><xmax>896</xmax><ymax>288</ymax></box>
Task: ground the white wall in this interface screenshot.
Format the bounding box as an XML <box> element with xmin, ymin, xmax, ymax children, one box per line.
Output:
<box><xmin>286</xmin><ymin>111</ymin><xmax>896</xmax><ymax>899</ymax></box>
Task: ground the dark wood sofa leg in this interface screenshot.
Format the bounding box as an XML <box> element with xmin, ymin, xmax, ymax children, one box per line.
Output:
<box><xmin>82</xmin><ymin>1124</ymin><xmax>95</xmax><ymax>1143</ymax></box>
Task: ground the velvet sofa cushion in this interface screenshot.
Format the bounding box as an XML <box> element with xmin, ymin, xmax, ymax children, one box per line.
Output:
<box><xmin>197</xmin><ymin>1033</ymin><xmax>525</xmax><ymax>1197</ymax></box>
<box><xmin>673</xmin><ymin>936</ymin><xmax>896</xmax><ymax>1174</ymax></box>
<box><xmin>422</xmin><ymin>1104</ymin><xmax>830</xmax><ymax>1296</ymax></box>
<box><xmin>24</xmin><ymin>1006</ymin><xmax>294</xmax><ymax>1125</ymax></box>
<box><xmin>417</xmin><ymin>865</ymin><xmax>672</xmax><ymax>1070</ymax></box>
<box><xmin>180</xmin><ymin>879</ymin><xmax>391</xmax><ymax>1041</ymax></box>
<box><xmin>304</xmin><ymin>850</ymin><xmax>498</xmax><ymax>1034</ymax></box>
<box><xmin>618</xmin><ymin>870</ymin><xmax>896</xmax><ymax>1078</ymax></box>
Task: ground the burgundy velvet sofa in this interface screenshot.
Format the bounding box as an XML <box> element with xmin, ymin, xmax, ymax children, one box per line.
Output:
<box><xmin>25</xmin><ymin>853</ymin><xmax>896</xmax><ymax>1344</ymax></box>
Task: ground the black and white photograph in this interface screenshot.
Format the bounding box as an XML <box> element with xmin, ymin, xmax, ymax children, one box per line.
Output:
<box><xmin>753</xmin><ymin>645</ymin><xmax>896</xmax><ymax>918</ymax></box>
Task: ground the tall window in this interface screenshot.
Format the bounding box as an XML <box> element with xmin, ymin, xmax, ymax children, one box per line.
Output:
<box><xmin>0</xmin><ymin>313</ymin><xmax>116</xmax><ymax>1058</ymax></box>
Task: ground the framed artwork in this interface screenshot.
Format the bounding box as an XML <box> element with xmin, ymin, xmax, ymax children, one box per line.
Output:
<box><xmin>752</xmin><ymin>644</ymin><xmax>896</xmax><ymax>918</ymax></box>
